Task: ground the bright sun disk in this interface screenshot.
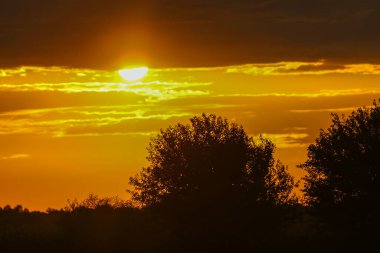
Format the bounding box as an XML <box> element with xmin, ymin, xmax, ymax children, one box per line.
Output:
<box><xmin>118</xmin><ymin>67</ymin><xmax>149</xmax><ymax>81</ymax></box>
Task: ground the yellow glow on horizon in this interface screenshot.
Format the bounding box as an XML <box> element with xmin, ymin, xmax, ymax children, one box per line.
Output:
<box><xmin>118</xmin><ymin>67</ymin><xmax>149</xmax><ymax>81</ymax></box>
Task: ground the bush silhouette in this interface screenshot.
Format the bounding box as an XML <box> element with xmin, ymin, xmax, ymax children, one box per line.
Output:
<box><xmin>301</xmin><ymin>100</ymin><xmax>380</xmax><ymax>208</ymax></box>
<box><xmin>129</xmin><ymin>114</ymin><xmax>297</xmax><ymax>207</ymax></box>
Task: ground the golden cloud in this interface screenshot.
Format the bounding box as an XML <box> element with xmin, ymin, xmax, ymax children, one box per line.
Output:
<box><xmin>0</xmin><ymin>106</ymin><xmax>192</xmax><ymax>137</ymax></box>
<box><xmin>0</xmin><ymin>154</ymin><xmax>31</xmax><ymax>160</ymax></box>
<box><xmin>252</xmin><ymin>133</ymin><xmax>310</xmax><ymax>148</ymax></box>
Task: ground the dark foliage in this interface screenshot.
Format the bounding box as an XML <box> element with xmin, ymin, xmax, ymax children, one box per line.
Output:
<box><xmin>0</xmin><ymin>200</ymin><xmax>378</xmax><ymax>253</ymax></box>
<box><xmin>301</xmin><ymin>100</ymin><xmax>380</xmax><ymax>209</ymax></box>
<box><xmin>129</xmin><ymin>114</ymin><xmax>297</xmax><ymax>207</ymax></box>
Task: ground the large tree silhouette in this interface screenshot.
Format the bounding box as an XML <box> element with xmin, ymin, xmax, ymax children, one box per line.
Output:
<box><xmin>301</xmin><ymin>100</ymin><xmax>380</xmax><ymax>208</ymax></box>
<box><xmin>129</xmin><ymin>114</ymin><xmax>296</xmax><ymax>207</ymax></box>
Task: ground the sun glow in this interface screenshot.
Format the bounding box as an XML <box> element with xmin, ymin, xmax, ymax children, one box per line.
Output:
<box><xmin>118</xmin><ymin>67</ymin><xmax>149</xmax><ymax>81</ymax></box>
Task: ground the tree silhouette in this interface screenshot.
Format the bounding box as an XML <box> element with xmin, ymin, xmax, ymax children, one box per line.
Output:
<box><xmin>129</xmin><ymin>114</ymin><xmax>297</xmax><ymax>207</ymax></box>
<box><xmin>301</xmin><ymin>100</ymin><xmax>380</xmax><ymax>208</ymax></box>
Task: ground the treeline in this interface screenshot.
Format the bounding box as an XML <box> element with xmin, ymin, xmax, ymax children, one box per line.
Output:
<box><xmin>1</xmin><ymin>101</ymin><xmax>379</xmax><ymax>253</ymax></box>
<box><xmin>1</xmin><ymin>197</ymin><xmax>376</xmax><ymax>253</ymax></box>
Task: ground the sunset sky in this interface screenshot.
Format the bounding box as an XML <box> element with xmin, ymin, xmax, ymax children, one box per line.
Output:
<box><xmin>1</xmin><ymin>0</ymin><xmax>380</xmax><ymax>210</ymax></box>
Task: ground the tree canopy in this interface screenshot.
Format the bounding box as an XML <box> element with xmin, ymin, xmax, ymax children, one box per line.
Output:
<box><xmin>301</xmin><ymin>100</ymin><xmax>380</xmax><ymax>208</ymax></box>
<box><xmin>129</xmin><ymin>114</ymin><xmax>296</xmax><ymax>207</ymax></box>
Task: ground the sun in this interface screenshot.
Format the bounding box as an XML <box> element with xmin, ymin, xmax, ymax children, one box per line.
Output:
<box><xmin>118</xmin><ymin>67</ymin><xmax>149</xmax><ymax>81</ymax></box>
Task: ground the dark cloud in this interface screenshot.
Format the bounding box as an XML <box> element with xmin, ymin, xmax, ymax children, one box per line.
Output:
<box><xmin>0</xmin><ymin>0</ymin><xmax>379</xmax><ymax>68</ymax></box>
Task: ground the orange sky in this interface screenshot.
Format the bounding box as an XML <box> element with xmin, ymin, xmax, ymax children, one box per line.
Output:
<box><xmin>1</xmin><ymin>62</ymin><xmax>380</xmax><ymax>210</ymax></box>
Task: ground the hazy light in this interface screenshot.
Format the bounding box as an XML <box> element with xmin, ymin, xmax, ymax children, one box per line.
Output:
<box><xmin>118</xmin><ymin>67</ymin><xmax>149</xmax><ymax>81</ymax></box>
